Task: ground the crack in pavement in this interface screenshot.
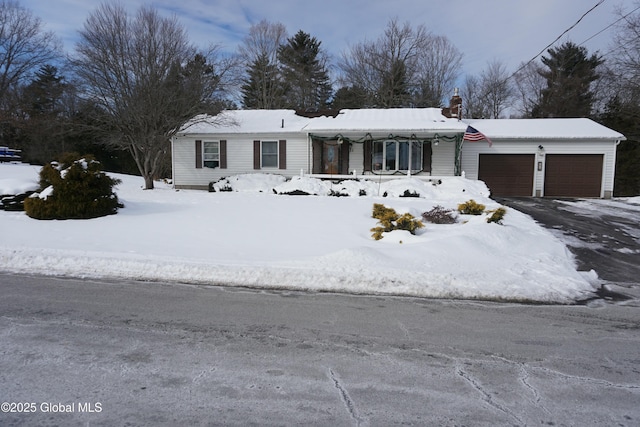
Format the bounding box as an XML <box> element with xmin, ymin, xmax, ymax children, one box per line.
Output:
<box><xmin>531</xmin><ymin>366</ymin><xmax>640</xmax><ymax>390</ymax></box>
<box><xmin>456</xmin><ymin>364</ymin><xmax>523</xmax><ymax>425</ymax></box>
<box><xmin>329</xmin><ymin>369</ymin><xmax>366</xmax><ymax>426</ymax></box>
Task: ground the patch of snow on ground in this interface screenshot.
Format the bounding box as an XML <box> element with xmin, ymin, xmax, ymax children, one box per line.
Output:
<box><xmin>0</xmin><ymin>163</ymin><xmax>600</xmax><ymax>303</ymax></box>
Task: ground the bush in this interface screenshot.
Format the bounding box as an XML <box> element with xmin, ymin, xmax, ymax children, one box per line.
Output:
<box><xmin>399</xmin><ymin>189</ymin><xmax>420</xmax><ymax>198</ymax></box>
<box><xmin>328</xmin><ymin>189</ymin><xmax>349</xmax><ymax>197</ymax></box>
<box><xmin>486</xmin><ymin>207</ymin><xmax>507</xmax><ymax>224</ymax></box>
<box><xmin>371</xmin><ymin>203</ymin><xmax>423</xmax><ymax>240</ymax></box>
<box><xmin>457</xmin><ymin>199</ymin><xmax>485</xmax><ymax>215</ymax></box>
<box><xmin>24</xmin><ymin>153</ymin><xmax>122</xmax><ymax>220</ymax></box>
<box><xmin>422</xmin><ymin>205</ymin><xmax>457</xmax><ymax>224</ymax></box>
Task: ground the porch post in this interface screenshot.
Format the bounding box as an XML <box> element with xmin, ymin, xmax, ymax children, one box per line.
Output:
<box><xmin>455</xmin><ymin>134</ymin><xmax>463</xmax><ymax>176</ymax></box>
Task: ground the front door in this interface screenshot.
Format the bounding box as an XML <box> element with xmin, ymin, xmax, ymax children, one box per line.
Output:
<box><xmin>323</xmin><ymin>143</ymin><xmax>339</xmax><ymax>174</ymax></box>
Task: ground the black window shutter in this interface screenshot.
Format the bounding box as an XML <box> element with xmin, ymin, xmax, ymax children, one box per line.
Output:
<box><xmin>422</xmin><ymin>142</ymin><xmax>432</xmax><ymax>173</ymax></box>
<box><xmin>253</xmin><ymin>140</ymin><xmax>261</xmax><ymax>169</ymax></box>
<box><xmin>195</xmin><ymin>140</ymin><xmax>202</xmax><ymax>169</ymax></box>
<box><xmin>220</xmin><ymin>140</ymin><xmax>227</xmax><ymax>169</ymax></box>
<box><xmin>363</xmin><ymin>140</ymin><xmax>372</xmax><ymax>172</ymax></box>
<box><xmin>278</xmin><ymin>140</ymin><xmax>286</xmax><ymax>169</ymax></box>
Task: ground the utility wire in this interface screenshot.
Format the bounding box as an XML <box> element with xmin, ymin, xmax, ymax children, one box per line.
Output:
<box><xmin>509</xmin><ymin>0</ymin><xmax>606</xmax><ymax>79</ymax></box>
<box><xmin>579</xmin><ymin>4</ymin><xmax>640</xmax><ymax>47</ymax></box>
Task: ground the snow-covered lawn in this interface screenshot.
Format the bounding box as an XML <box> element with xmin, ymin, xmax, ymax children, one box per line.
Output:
<box><xmin>0</xmin><ymin>163</ymin><xmax>604</xmax><ymax>303</ymax></box>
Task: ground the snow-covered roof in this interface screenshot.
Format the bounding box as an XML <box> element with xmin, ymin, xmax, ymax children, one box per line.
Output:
<box><xmin>178</xmin><ymin>110</ymin><xmax>311</xmax><ymax>135</ymax></box>
<box><xmin>467</xmin><ymin>118</ymin><xmax>625</xmax><ymax>141</ymax></box>
<box><xmin>178</xmin><ymin>109</ymin><xmax>625</xmax><ymax>141</ymax></box>
<box><xmin>303</xmin><ymin>108</ymin><xmax>466</xmax><ymax>133</ymax></box>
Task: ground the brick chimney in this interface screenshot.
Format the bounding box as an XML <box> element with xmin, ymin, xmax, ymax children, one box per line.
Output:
<box><xmin>441</xmin><ymin>88</ymin><xmax>462</xmax><ymax>119</ymax></box>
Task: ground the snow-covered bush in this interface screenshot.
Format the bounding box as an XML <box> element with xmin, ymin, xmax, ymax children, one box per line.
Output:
<box><xmin>24</xmin><ymin>153</ymin><xmax>121</xmax><ymax>220</ymax></box>
<box><xmin>370</xmin><ymin>203</ymin><xmax>424</xmax><ymax>240</ymax></box>
<box><xmin>399</xmin><ymin>189</ymin><xmax>420</xmax><ymax>198</ymax></box>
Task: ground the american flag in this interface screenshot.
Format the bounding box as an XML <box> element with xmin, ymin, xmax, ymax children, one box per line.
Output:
<box><xmin>463</xmin><ymin>126</ymin><xmax>492</xmax><ymax>147</ymax></box>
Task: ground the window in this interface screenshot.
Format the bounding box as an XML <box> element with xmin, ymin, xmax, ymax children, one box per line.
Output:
<box><xmin>203</xmin><ymin>141</ymin><xmax>219</xmax><ymax>168</ymax></box>
<box><xmin>373</xmin><ymin>140</ymin><xmax>422</xmax><ymax>172</ymax></box>
<box><xmin>261</xmin><ymin>141</ymin><xmax>278</xmax><ymax>168</ymax></box>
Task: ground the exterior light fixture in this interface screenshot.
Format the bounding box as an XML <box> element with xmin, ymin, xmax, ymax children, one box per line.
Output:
<box><xmin>433</xmin><ymin>134</ymin><xmax>440</xmax><ymax>146</ymax></box>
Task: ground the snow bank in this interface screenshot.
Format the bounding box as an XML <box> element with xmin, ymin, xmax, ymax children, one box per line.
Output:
<box><xmin>0</xmin><ymin>163</ymin><xmax>600</xmax><ymax>303</ymax></box>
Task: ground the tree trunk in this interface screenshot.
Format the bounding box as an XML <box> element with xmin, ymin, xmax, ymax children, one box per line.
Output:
<box><xmin>143</xmin><ymin>173</ymin><xmax>154</xmax><ymax>190</ymax></box>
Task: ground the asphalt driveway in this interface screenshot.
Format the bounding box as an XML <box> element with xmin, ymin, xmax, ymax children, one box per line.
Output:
<box><xmin>496</xmin><ymin>197</ymin><xmax>640</xmax><ymax>303</ymax></box>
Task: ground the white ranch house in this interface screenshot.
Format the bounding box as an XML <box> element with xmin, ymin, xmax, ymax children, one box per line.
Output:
<box><xmin>171</xmin><ymin>104</ymin><xmax>625</xmax><ymax>198</ymax></box>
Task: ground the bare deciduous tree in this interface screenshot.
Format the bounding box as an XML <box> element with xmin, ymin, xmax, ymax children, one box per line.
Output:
<box><xmin>462</xmin><ymin>74</ymin><xmax>487</xmax><ymax>118</ymax></box>
<box><xmin>73</xmin><ymin>3</ymin><xmax>230</xmax><ymax>189</ymax></box>
<box><xmin>607</xmin><ymin>2</ymin><xmax>640</xmax><ymax>112</ymax></box>
<box><xmin>415</xmin><ymin>35</ymin><xmax>463</xmax><ymax>107</ymax></box>
<box><xmin>480</xmin><ymin>60</ymin><xmax>514</xmax><ymax>118</ymax></box>
<box><xmin>339</xmin><ymin>19</ymin><xmax>462</xmax><ymax>108</ymax></box>
<box><xmin>513</xmin><ymin>61</ymin><xmax>546</xmax><ymax>117</ymax></box>
<box><xmin>0</xmin><ymin>0</ymin><xmax>60</xmax><ymax>104</ymax></box>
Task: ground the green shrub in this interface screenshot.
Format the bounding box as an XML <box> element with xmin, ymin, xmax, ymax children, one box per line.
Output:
<box><xmin>24</xmin><ymin>153</ymin><xmax>122</xmax><ymax>220</ymax></box>
<box><xmin>371</xmin><ymin>203</ymin><xmax>423</xmax><ymax>240</ymax></box>
<box><xmin>486</xmin><ymin>207</ymin><xmax>507</xmax><ymax>224</ymax></box>
<box><xmin>422</xmin><ymin>205</ymin><xmax>457</xmax><ymax>224</ymax></box>
<box><xmin>457</xmin><ymin>199</ymin><xmax>486</xmax><ymax>215</ymax></box>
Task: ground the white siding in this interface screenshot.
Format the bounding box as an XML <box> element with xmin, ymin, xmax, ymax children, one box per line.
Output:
<box><xmin>348</xmin><ymin>143</ymin><xmax>365</xmax><ymax>174</ymax></box>
<box><xmin>172</xmin><ymin>134</ymin><xmax>310</xmax><ymax>189</ymax></box>
<box><xmin>431</xmin><ymin>140</ymin><xmax>456</xmax><ymax>176</ymax></box>
<box><xmin>461</xmin><ymin>139</ymin><xmax>619</xmax><ymax>198</ymax></box>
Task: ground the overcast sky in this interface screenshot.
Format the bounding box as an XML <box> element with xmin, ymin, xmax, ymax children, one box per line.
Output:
<box><xmin>21</xmin><ymin>0</ymin><xmax>637</xmax><ymax>83</ymax></box>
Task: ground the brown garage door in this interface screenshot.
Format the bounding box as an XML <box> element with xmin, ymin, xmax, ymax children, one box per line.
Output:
<box><xmin>544</xmin><ymin>154</ymin><xmax>603</xmax><ymax>197</ymax></box>
<box><xmin>478</xmin><ymin>154</ymin><xmax>535</xmax><ymax>197</ymax></box>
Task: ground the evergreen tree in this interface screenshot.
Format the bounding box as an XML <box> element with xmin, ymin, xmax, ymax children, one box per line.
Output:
<box><xmin>532</xmin><ymin>42</ymin><xmax>603</xmax><ymax>118</ymax></box>
<box><xmin>241</xmin><ymin>53</ymin><xmax>285</xmax><ymax>109</ymax></box>
<box><xmin>20</xmin><ymin>65</ymin><xmax>71</xmax><ymax>163</ymax></box>
<box><xmin>599</xmin><ymin>96</ymin><xmax>640</xmax><ymax>196</ymax></box>
<box><xmin>379</xmin><ymin>59</ymin><xmax>410</xmax><ymax>107</ymax></box>
<box><xmin>278</xmin><ymin>30</ymin><xmax>332</xmax><ymax>110</ymax></box>
<box><xmin>331</xmin><ymin>85</ymin><xmax>368</xmax><ymax>109</ymax></box>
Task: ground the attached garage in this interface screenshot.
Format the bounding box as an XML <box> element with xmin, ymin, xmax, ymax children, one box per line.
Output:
<box><xmin>544</xmin><ymin>154</ymin><xmax>603</xmax><ymax>198</ymax></box>
<box><xmin>461</xmin><ymin>118</ymin><xmax>625</xmax><ymax>199</ymax></box>
<box><xmin>478</xmin><ymin>154</ymin><xmax>535</xmax><ymax>197</ymax></box>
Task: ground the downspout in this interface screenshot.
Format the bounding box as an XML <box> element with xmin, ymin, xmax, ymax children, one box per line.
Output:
<box><xmin>170</xmin><ymin>136</ymin><xmax>176</xmax><ymax>188</ymax></box>
<box><xmin>306</xmin><ymin>132</ymin><xmax>311</xmax><ymax>175</ymax></box>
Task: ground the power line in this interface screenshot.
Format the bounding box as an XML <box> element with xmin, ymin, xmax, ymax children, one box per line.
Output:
<box><xmin>579</xmin><ymin>5</ymin><xmax>640</xmax><ymax>47</ymax></box>
<box><xmin>510</xmin><ymin>0</ymin><xmax>606</xmax><ymax>79</ymax></box>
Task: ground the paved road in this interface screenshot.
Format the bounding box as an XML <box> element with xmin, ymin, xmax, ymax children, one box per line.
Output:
<box><xmin>497</xmin><ymin>197</ymin><xmax>640</xmax><ymax>301</ymax></box>
<box><xmin>1</xmin><ymin>273</ymin><xmax>639</xmax><ymax>426</ymax></box>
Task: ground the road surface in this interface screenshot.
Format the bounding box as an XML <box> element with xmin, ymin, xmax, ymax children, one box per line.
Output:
<box><xmin>1</xmin><ymin>273</ymin><xmax>639</xmax><ymax>426</ymax></box>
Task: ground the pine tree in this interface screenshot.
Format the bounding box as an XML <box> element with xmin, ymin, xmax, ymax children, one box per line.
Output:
<box><xmin>241</xmin><ymin>53</ymin><xmax>285</xmax><ymax>109</ymax></box>
<box><xmin>532</xmin><ymin>42</ymin><xmax>603</xmax><ymax>118</ymax></box>
<box><xmin>599</xmin><ymin>96</ymin><xmax>640</xmax><ymax>196</ymax></box>
<box><xmin>20</xmin><ymin>65</ymin><xmax>71</xmax><ymax>163</ymax></box>
<box><xmin>378</xmin><ymin>59</ymin><xmax>410</xmax><ymax>107</ymax></box>
<box><xmin>331</xmin><ymin>85</ymin><xmax>368</xmax><ymax>109</ymax></box>
<box><xmin>278</xmin><ymin>30</ymin><xmax>332</xmax><ymax>110</ymax></box>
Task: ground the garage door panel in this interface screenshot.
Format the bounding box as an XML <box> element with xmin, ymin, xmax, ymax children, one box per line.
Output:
<box><xmin>544</xmin><ymin>154</ymin><xmax>603</xmax><ymax>198</ymax></box>
<box><xmin>479</xmin><ymin>154</ymin><xmax>535</xmax><ymax>197</ymax></box>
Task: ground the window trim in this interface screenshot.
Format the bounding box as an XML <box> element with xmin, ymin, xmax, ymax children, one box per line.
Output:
<box><xmin>372</xmin><ymin>140</ymin><xmax>422</xmax><ymax>173</ymax></box>
<box><xmin>203</xmin><ymin>140</ymin><xmax>220</xmax><ymax>169</ymax></box>
<box><xmin>261</xmin><ymin>140</ymin><xmax>279</xmax><ymax>168</ymax></box>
